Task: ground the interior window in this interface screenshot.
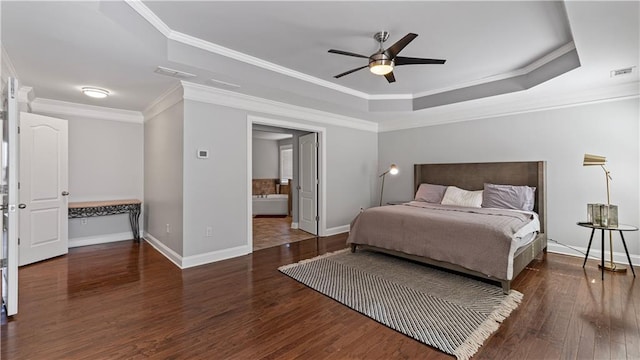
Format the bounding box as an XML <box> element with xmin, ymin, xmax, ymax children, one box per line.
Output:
<box><xmin>280</xmin><ymin>145</ymin><xmax>293</xmax><ymax>184</ymax></box>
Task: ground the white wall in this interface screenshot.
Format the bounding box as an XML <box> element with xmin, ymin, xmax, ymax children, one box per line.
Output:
<box><xmin>144</xmin><ymin>101</ymin><xmax>184</xmax><ymax>256</ymax></box>
<box><xmin>252</xmin><ymin>138</ymin><xmax>278</xmax><ymax>179</ymax></box>
<box><xmin>379</xmin><ymin>98</ymin><xmax>640</xmax><ymax>261</ymax></box>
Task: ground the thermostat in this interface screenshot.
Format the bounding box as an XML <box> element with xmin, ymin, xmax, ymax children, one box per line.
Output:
<box><xmin>197</xmin><ymin>149</ymin><xmax>209</xmax><ymax>159</ymax></box>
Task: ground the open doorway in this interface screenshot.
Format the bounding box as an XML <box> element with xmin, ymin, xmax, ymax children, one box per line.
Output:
<box><xmin>248</xmin><ymin>115</ymin><xmax>326</xmax><ymax>252</ymax></box>
<box><xmin>251</xmin><ymin>125</ymin><xmax>317</xmax><ymax>251</ymax></box>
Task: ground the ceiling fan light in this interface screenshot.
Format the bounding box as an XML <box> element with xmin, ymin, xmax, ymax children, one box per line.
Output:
<box><xmin>369</xmin><ymin>59</ymin><xmax>394</xmax><ymax>75</ymax></box>
<box><xmin>81</xmin><ymin>87</ymin><xmax>110</xmax><ymax>98</ymax></box>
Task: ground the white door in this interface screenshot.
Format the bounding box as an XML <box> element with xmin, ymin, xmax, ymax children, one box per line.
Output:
<box><xmin>298</xmin><ymin>133</ymin><xmax>318</xmax><ymax>235</ymax></box>
<box><xmin>2</xmin><ymin>78</ymin><xmax>20</xmax><ymax>316</ymax></box>
<box><xmin>18</xmin><ymin>112</ymin><xmax>69</xmax><ymax>266</ymax></box>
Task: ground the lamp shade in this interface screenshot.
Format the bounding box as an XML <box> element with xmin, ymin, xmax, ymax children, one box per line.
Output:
<box><xmin>583</xmin><ymin>153</ymin><xmax>606</xmax><ymax>166</ymax></box>
<box><xmin>389</xmin><ymin>164</ymin><xmax>398</xmax><ymax>175</ymax></box>
<box><xmin>369</xmin><ymin>60</ymin><xmax>394</xmax><ymax>75</ymax></box>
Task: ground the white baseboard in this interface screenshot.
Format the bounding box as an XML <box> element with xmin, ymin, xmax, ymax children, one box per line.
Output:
<box><xmin>69</xmin><ymin>232</ymin><xmax>136</xmax><ymax>248</ymax></box>
<box><xmin>182</xmin><ymin>245</ymin><xmax>251</xmax><ymax>269</ymax></box>
<box><xmin>143</xmin><ymin>232</ymin><xmax>251</xmax><ymax>269</ymax></box>
<box><xmin>143</xmin><ymin>232</ymin><xmax>183</xmax><ymax>269</ymax></box>
<box><xmin>546</xmin><ymin>241</ymin><xmax>640</xmax><ymax>266</ymax></box>
<box><xmin>290</xmin><ymin>222</ymin><xmax>299</xmax><ymax>229</ymax></box>
<box><xmin>325</xmin><ymin>224</ymin><xmax>350</xmax><ymax>237</ymax></box>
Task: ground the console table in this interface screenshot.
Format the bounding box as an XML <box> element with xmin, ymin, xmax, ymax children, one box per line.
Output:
<box><xmin>68</xmin><ymin>199</ymin><xmax>142</xmax><ymax>242</ymax></box>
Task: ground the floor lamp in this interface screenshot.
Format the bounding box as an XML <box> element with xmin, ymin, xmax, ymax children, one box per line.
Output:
<box><xmin>583</xmin><ymin>154</ymin><xmax>625</xmax><ymax>272</ymax></box>
<box><xmin>379</xmin><ymin>164</ymin><xmax>398</xmax><ymax>206</ymax></box>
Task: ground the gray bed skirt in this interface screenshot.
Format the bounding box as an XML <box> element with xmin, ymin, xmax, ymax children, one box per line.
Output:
<box><xmin>350</xmin><ymin>232</ymin><xmax>547</xmax><ymax>294</ymax></box>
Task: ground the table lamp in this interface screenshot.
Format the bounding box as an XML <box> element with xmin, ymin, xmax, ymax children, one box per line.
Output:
<box><xmin>583</xmin><ymin>153</ymin><xmax>624</xmax><ymax>272</ymax></box>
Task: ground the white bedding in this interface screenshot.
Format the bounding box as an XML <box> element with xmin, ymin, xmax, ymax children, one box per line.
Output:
<box><xmin>511</xmin><ymin>210</ymin><xmax>540</xmax><ymax>249</ymax></box>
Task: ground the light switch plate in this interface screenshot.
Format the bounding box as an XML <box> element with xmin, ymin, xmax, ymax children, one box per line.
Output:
<box><xmin>197</xmin><ymin>149</ymin><xmax>209</xmax><ymax>159</ymax></box>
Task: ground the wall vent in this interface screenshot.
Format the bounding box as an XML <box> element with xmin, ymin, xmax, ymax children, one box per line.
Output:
<box><xmin>154</xmin><ymin>66</ymin><xmax>196</xmax><ymax>79</ymax></box>
<box><xmin>610</xmin><ymin>67</ymin><xmax>635</xmax><ymax>77</ymax></box>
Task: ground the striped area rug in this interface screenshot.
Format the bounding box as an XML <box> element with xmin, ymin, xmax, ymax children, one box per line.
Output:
<box><xmin>279</xmin><ymin>249</ymin><xmax>522</xmax><ymax>360</ymax></box>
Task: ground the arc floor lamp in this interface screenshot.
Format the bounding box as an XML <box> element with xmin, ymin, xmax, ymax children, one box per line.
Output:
<box><xmin>379</xmin><ymin>164</ymin><xmax>398</xmax><ymax>206</ymax></box>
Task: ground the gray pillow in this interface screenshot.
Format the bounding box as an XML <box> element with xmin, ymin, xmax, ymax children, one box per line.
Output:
<box><xmin>414</xmin><ymin>183</ymin><xmax>448</xmax><ymax>203</ymax></box>
<box><xmin>481</xmin><ymin>183</ymin><xmax>536</xmax><ymax>211</ymax></box>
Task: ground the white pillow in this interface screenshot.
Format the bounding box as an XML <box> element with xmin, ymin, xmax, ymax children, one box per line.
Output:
<box><xmin>441</xmin><ymin>186</ymin><xmax>483</xmax><ymax>208</ymax></box>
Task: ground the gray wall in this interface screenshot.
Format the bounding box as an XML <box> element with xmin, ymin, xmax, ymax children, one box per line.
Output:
<box><xmin>182</xmin><ymin>99</ymin><xmax>377</xmax><ymax>252</ymax></box>
<box><xmin>143</xmin><ymin>96</ymin><xmax>376</xmax><ymax>261</ymax></box>
<box><xmin>144</xmin><ymin>101</ymin><xmax>184</xmax><ymax>255</ymax></box>
<box><xmin>326</xmin><ymin>125</ymin><xmax>378</xmax><ymax>227</ymax></box>
<box><xmin>183</xmin><ymin>100</ymin><xmax>248</xmax><ymax>257</ymax></box>
<box><xmin>379</xmin><ymin>98</ymin><xmax>640</xmax><ymax>258</ymax></box>
<box><xmin>251</xmin><ymin>138</ymin><xmax>278</xmax><ymax>179</ymax></box>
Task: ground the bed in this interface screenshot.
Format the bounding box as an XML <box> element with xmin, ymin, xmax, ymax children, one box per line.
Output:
<box><xmin>347</xmin><ymin>161</ymin><xmax>547</xmax><ymax>293</ymax></box>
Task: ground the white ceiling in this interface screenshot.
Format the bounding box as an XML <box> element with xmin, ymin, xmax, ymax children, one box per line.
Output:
<box><xmin>1</xmin><ymin>1</ymin><xmax>638</xmax><ymax>127</ymax></box>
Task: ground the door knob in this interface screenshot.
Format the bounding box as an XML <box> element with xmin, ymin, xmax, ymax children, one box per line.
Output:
<box><xmin>18</xmin><ymin>204</ymin><xmax>26</xmax><ymax>209</ymax></box>
<box><xmin>62</xmin><ymin>191</ymin><xmax>69</xmax><ymax>196</ymax></box>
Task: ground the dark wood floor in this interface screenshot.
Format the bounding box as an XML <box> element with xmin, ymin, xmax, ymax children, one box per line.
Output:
<box><xmin>2</xmin><ymin>234</ymin><xmax>639</xmax><ymax>359</ymax></box>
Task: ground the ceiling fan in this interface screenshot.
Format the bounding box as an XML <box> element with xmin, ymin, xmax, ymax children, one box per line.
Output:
<box><xmin>328</xmin><ymin>31</ymin><xmax>446</xmax><ymax>83</ymax></box>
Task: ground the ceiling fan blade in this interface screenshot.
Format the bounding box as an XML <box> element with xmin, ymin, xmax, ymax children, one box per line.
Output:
<box><xmin>385</xmin><ymin>33</ymin><xmax>418</xmax><ymax>58</ymax></box>
<box><xmin>334</xmin><ymin>65</ymin><xmax>369</xmax><ymax>78</ymax></box>
<box><xmin>395</xmin><ymin>57</ymin><xmax>446</xmax><ymax>65</ymax></box>
<box><xmin>328</xmin><ymin>49</ymin><xmax>369</xmax><ymax>59</ymax></box>
<box><xmin>384</xmin><ymin>71</ymin><xmax>396</xmax><ymax>83</ymax></box>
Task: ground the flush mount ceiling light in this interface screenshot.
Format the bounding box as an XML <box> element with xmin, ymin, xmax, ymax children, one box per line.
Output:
<box><xmin>369</xmin><ymin>55</ymin><xmax>395</xmax><ymax>76</ymax></box>
<box><xmin>81</xmin><ymin>87</ymin><xmax>110</xmax><ymax>98</ymax></box>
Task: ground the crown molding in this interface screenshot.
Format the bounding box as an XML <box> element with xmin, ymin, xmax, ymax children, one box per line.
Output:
<box><xmin>143</xmin><ymin>82</ymin><xmax>184</xmax><ymax>121</ymax></box>
<box><xmin>126</xmin><ymin>0</ymin><xmax>371</xmax><ymax>101</ymax></box>
<box><xmin>124</xmin><ymin>0</ymin><xmax>171</xmax><ymax>37</ymax></box>
<box><xmin>378</xmin><ymin>81</ymin><xmax>640</xmax><ymax>132</ymax></box>
<box><xmin>1</xmin><ymin>46</ymin><xmax>19</xmax><ymax>80</ymax></box>
<box><xmin>412</xmin><ymin>42</ymin><xmax>577</xmax><ymax>99</ymax></box>
<box><xmin>31</xmin><ymin>98</ymin><xmax>144</xmax><ymax>124</ymax></box>
<box><xmin>167</xmin><ymin>30</ymin><xmax>372</xmax><ymax>100</ymax></box>
<box><xmin>17</xmin><ymin>86</ymin><xmax>35</xmax><ymax>104</ymax></box>
<box><xmin>181</xmin><ymin>81</ymin><xmax>377</xmax><ymax>133</ymax></box>
<box><xmin>126</xmin><ymin>0</ymin><xmax>579</xmax><ymax>107</ymax></box>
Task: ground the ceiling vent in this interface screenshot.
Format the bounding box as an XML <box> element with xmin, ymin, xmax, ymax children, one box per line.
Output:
<box><xmin>208</xmin><ymin>78</ymin><xmax>241</xmax><ymax>89</ymax></box>
<box><xmin>610</xmin><ymin>66</ymin><xmax>635</xmax><ymax>78</ymax></box>
<box><xmin>154</xmin><ymin>66</ymin><xmax>196</xmax><ymax>79</ymax></box>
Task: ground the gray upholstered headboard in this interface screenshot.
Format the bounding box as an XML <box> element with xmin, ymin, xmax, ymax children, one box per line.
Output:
<box><xmin>413</xmin><ymin>161</ymin><xmax>546</xmax><ymax>233</ymax></box>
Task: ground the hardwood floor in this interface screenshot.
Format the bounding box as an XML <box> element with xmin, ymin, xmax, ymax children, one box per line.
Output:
<box><xmin>252</xmin><ymin>215</ymin><xmax>315</xmax><ymax>251</ymax></box>
<box><xmin>2</xmin><ymin>235</ymin><xmax>639</xmax><ymax>359</ymax></box>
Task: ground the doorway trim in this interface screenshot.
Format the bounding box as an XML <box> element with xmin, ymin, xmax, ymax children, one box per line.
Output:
<box><xmin>247</xmin><ymin>115</ymin><xmax>327</xmax><ymax>251</ymax></box>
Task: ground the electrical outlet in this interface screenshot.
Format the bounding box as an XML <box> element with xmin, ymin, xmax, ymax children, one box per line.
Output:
<box><xmin>166</xmin><ymin>224</ymin><xmax>171</xmax><ymax>233</ymax></box>
<box><xmin>206</xmin><ymin>226</ymin><xmax>213</xmax><ymax>237</ymax></box>
<box><xmin>81</xmin><ymin>218</ymin><xmax>88</xmax><ymax>225</ymax></box>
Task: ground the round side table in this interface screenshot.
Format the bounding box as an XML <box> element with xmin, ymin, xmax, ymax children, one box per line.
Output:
<box><xmin>577</xmin><ymin>222</ymin><xmax>638</xmax><ymax>280</ymax></box>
